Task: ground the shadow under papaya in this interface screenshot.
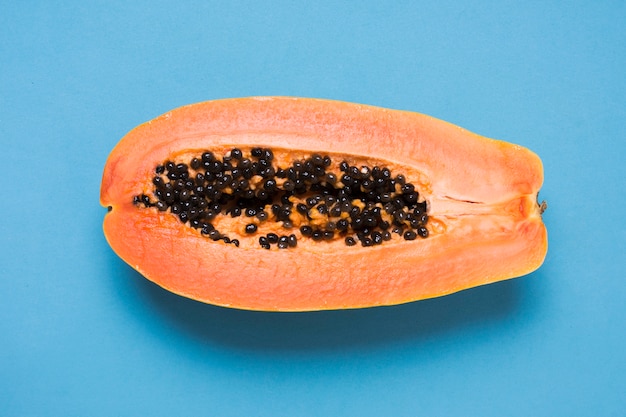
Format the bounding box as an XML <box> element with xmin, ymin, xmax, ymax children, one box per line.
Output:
<box><xmin>114</xmin><ymin>254</ymin><xmax>532</xmax><ymax>353</ymax></box>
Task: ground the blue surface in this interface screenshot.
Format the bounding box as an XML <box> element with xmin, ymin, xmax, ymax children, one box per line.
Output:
<box><xmin>2</xmin><ymin>2</ymin><xmax>625</xmax><ymax>416</ymax></box>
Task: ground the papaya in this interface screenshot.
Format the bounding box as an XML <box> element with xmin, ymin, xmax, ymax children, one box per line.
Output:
<box><xmin>100</xmin><ymin>97</ymin><xmax>547</xmax><ymax>311</ymax></box>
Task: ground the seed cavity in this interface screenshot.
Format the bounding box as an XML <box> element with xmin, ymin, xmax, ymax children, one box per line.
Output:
<box><xmin>133</xmin><ymin>148</ymin><xmax>429</xmax><ymax>249</ymax></box>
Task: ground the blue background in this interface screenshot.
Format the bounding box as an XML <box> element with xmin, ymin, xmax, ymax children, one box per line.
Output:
<box><xmin>2</xmin><ymin>2</ymin><xmax>625</xmax><ymax>416</ymax></box>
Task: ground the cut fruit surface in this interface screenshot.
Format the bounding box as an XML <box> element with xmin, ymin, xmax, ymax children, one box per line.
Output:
<box><xmin>101</xmin><ymin>97</ymin><xmax>547</xmax><ymax>311</ymax></box>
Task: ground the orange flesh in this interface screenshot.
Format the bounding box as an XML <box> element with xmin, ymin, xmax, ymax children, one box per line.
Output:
<box><xmin>100</xmin><ymin>97</ymin><xmax>547</xmax><ymax>311</ymax></box>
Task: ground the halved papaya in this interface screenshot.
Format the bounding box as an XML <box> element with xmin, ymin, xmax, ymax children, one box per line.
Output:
<box><xmin>100</xmin><ymin>97</ymin><xmax>547</xmax><ymax>311</ymax></box>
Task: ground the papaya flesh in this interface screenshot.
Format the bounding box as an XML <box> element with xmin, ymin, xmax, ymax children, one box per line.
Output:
<box><xmin>100</xmin><ymin>97</ymin><xmax>547</xmax><ymax>311</ymax></box>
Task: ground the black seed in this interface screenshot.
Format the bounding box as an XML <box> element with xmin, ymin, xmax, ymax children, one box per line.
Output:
<box><xmin>329</xmin><ymin>205</ymin><xmax>341</xmax><ymax>217</ymax></box>
<box><xmin>222</xmin><ymin>236</ymin><xmax>231</xmax><ymax>244</ymax></box>
<box><xmin>339</xmin><ymin>161</ymin><xmax>349</xmax><ymax>172</ymax></box>
<box><xmin>309</xmin><ymin>154</ymin><xmax>322</xmax><ymax>166</ymax></box>
<box><xmin>300</xmin><ymin>225</ymin><xmax>313</xmax><ymax>237</ymax></box>
<box><xmin>361</xmin><ymin>179</ymin><xmax>375</xmax><ymax>191</ymax></box>
<box><xmin>175</xmin><ymin>163</ymin><xmax>187</xmax><ymax>173</ymax></box>
<box><xmin>256</xmin><ymin>189</ymin><xmax>269</xmax><ymax>200</ymax></box>
<box><xmin>322</xmin><ymin>195</ymin><xmax>335</xmax><ymax>204</ymax></box>
<box><xmin>403</xmin><ymin>230</ymin><xmax>417</xmax><ymax>240</ymax></box>
<box><xmin>351</xmin><ymin>217</ymin><xmax>364</xmax><ymax>230</ymax></box>
<box><xmin>280</xmin><ymin>193</ymin><xmax>292</xmax><ymax>205</ymax></box>
<box><xmin>324</xmin><ymin>173</ymin><xmax>337</xmax><ymax>185</ymax></box>
<box><xmin>392</xmin><ymin>225</ymin><xmax>404</xmax><ymax>235</ymax></box>
<box><xmin>372</xmin><ymin>231</ymin><xmax>383</xmax><ymax>245</ymax></box>
<box><xmin>311</xmin><ymin>230</ymin><xmax>323</xmax><ymax>241</ymax></box>
<box><xmin>242</xmin><ymin>167</ymin><xmax>253</xmax><ymax>179</ymax></box>
<box><xmin>417</xmin><ymin>226</ymin><xmax>429</xmax><ymax>238</ymax></box>
<box><xmin>259</xmin><ymin>236</ymin><xmax>268</xmax><ymax>246</ymax></box>
<box><xmin>361</xmin><ymin>237</ymin><xmax>373</xmax><ymax>247</ymax></box>
<box><xmin>152</xmin><ymin>176</ymin><xmax>164</xmax><ymax>188</ymax></box>
<box><xmin>155</xmin><ymin>201</ymin><xmax>167</xmax><ymax>211</ymax></box>
<box><xmin>267</xmin><ymin>233</ymin><xmax>279</xmax><ymax>244</ymax></box>
<box><xmin>392</xmin><ymin>197</ymin><xmax>405</xmax><ymax>209</ymax></box>
<box><xmin>283</xmin><ymin>180</ymin><xmax>295</xmax><ymax>191</ymax></box>
<box><xmin>363</xmin><ymin>215</ymin><xmax>377</xmax><ymax>228</ymax></box>
<box><xmin>380</xmin><ymin>192</ymin><xmax>392</xmax><ymax>203</ymax></box>
<box><xmin>403</xmin><ymin>192</ymin><xmax>418</xmax><ymax>204</ymax></box>
<box><xmin>231</xmin><ymin>239</ymin><xmax>240</xmax><ymax>247</ymax></box>
<box><xmin>207</xmin><ymin>160</ymin><xmax>222</xmax><ymax>173</ymax></box>
<box><xmin>313</xmin><ymin>166</ymin><xmax>326</xmax><ymax>179</ymax></box>
<box><xmin>339</xmin><ymin>201</ymin><xmax>351</xmax><ymax>212</ymax></box>
<box><xmin>170</xmin><ymin>203</ymin><xmax>182</xmax><ymax>214</ymax></box>
<box><xmin>296</xmin><ymin>203</ymin><xmax>309</xmax><ymax>215</ymax></box>
<box><xmin>394</xmin><ymin>210</ymin><xmax>407</xmax><ymax>222</ymax></box>
<box><xmin>382</xmin><ymin>231</ymin><xmax>392</xmax><ymax>241</ymax></box>
<box><xmin>317</xmin><ymin>204</ymin><xmax>328</xmax><ymax>215</ymax></box>
<box><xmin>245</xmin><ymin>223</ymin><xmax>257</xmax><ymax>234</ymax></box>
<box><xmin>201</xmin><ymin>152</ymin><xmax>214</xmax><ymax>162</ymax></box>
<box><xmin>230</xmin><ymin>168</ymin><xmax>241</xmax><ymax>179</ymax></box>
<box><xmin>323</xmin><ymin>230</ymin><xmax>334</xmax><ymax>240</ymax></box>
<box><xmin>341</xmin><ymin>174</ymin><xmax>353</xmax><ymax>186</ymax></box>
<box><xmin>336</xmin><ymin>218</ymin><xmax>349</xmax><ymax>231</ymax></box>
<box><xmin>251</xmin><ymin>147</ymin><xmax>263</xmax><ymax>157</ymax></box>
<box><xmin>231</xmin><ymin>148</ymin><xmax>242</xmax><ymax>159</ymax></box>
<box><xmin>288</xmin><ymin>234</ymin><xmax>297</xmax><ymax>247</ymax></box>
<box><xmin>245</xmin><ymin>207</ymin><xmax>257</xmax><ymax>217</ymax></box>
<box><xmin>415</xmin><ymin>202</ymin><xmax>428</xmax><ymax>216</ymax></box>
<box><xmin>179</xmin><ymin>189</ymin><xmax>190</xmax><ymax>201</ymax></box>
<box><xmin>256</xmin><ymin>211</ymin><xmax>268</xmax><ymax>221</ymax></box>
<box><xmin>190</xmin><ymin>158</ymin><xmax>201</xmax><ymax>170</ymax></box>
<box><xmin>238</xmin><ymin>158</ymin><xmax>252</xmax><ymax>169</ymax></box>
<box><xmin>274</xmin><ymin>206</ymin><xmax>290</xmax><ymax>221</ymax></box>
<box><xmin>260</xmin><ymin>166</ymin><xmax>275</xmax><ymax>178</ymax></box>
<box><xmin>163</xmin><ymin>191</ymin><xmax>174</xmax><ymax>203</ymax></box>
<box><xmin>345</xmin><ymin>236</ymin><xmax>356</xmax><ymax>246</ymax></box>
<box><xmin>300</xmin><ymin>170</ymin><xmax>312</xmax><ymax>182</ymax></box>
<box><xmin>187</xmin><ymin>208</ymin><xmax>200</xmax><ymax>220</ymax></box>
<box><xmin>155</xmin><ymin>165</ymin><xmax>165</xmax><ymax>174</ymax></box>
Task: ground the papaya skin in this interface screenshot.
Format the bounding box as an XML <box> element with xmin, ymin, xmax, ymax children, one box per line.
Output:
<box><xmin>100</xmin><ymin>97</ymin><xmax>547</xmax><ymax>311</ymax></box>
